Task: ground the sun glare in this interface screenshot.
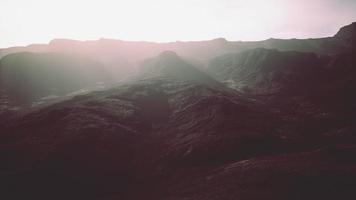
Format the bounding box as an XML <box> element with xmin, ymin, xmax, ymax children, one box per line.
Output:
<box><xmin>1</xmin><ymin>0</ymin><xmax>356</xmax><ymax>47</ymax></box>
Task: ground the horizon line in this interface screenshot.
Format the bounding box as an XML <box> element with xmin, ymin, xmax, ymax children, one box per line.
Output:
<box><xmin>1</xmin><ymin>21</ymin><xmax>354</xmax><ymax>49</ymax></box>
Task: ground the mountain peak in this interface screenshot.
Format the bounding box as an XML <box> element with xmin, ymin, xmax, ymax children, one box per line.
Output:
<box><xmin>158</xmin><ymin>51</ymin><xmax>180</xmax><ymax>59</ymax></box>
<box><xmin>139</xmin><ymin>51</ymin><xmax>223</xmax><ymax>88</ymax></box>
<box><xmin>211</xmin><ymin>37</ymin><xmax>228</xmax><ymax>43</ymax></box>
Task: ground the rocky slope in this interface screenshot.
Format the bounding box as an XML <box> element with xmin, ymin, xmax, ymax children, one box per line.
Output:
<box><xmin>0</xmin><ymin>78</ymin><xmax>278</xmax><ymax>199</ymax></box>
<box><xmin>207</xmin><ymin>48</ymin><xmax>326</xmax><ymax>94</ymax></box>
<box><xmin>1</xmin><ymin>77</ymin><xmax>356</xmax><ymax>199</ymax></box>
<box><xmin>334</xmin><ymin>22</ymin><xmax>356</xmax><ymax>47</ymax></box>
<box><xmin>207</xmin><ymin>48</ymin><xmax>356</xmax><ymax>116</ymax></box>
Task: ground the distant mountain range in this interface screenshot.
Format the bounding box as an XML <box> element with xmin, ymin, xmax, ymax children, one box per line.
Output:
<box><xmin>1</xmin><ymin>22</ymin><xmax>355</xmax><ymax>75</ymax></box>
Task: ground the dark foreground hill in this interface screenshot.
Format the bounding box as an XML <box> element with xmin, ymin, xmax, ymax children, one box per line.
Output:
<box><xmin>1</xmin><ymin>78</ymin><xmax>356</xmax><ymax>200</ymax></box>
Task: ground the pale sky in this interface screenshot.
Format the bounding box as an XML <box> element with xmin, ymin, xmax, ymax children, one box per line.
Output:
<box><xmin>1</xmin><ymin>0</ymin><xmax>356</xmax><ymax>48</ymax></box>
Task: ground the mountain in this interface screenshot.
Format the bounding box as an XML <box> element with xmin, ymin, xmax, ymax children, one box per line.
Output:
<box><xmin>207</xmin><ymin>47</ymin><xmax>356</xmax><ymax>111</ymax></box>
<box><xmin>138</xmin><ymin>51</ymin><xmax>224</xmax><ymax>89</ymax></box>
<box><xmin>231</xmin><ymin>22</ymin><xmax>356</xmax><ymax>55</ymax></box>
<box><xmin>1</xmin><ymin>22</ymin><xmax>356</xmax><ymax>200</ymax></box>
<box><xmin>0</xmin><ymin>44</ymin><xmax>47</xmax><ymax>58</ymax></box>
<box><xmin>207</xmin><ymin>48</ymin><xmax>325</xmax><ymax>94</ymax></box>
<box><xmin>0</xmin><ymin>52</ymin><xmax>112</xmax><ymax>105</ymax></box>
<box><xmin>1</xmin><ymin>22</ymin><xmax>355</xmax><ymax>74</ymax></box>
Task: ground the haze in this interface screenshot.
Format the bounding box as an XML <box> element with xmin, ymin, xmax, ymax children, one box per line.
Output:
<box><xmin>1</xmin><ymin>0</ymin><xmax>356</xmax><ymax>48</ymax></box>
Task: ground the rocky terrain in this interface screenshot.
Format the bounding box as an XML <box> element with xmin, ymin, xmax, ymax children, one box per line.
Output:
<box><xmin>0</xmin><ymin>22</ymin><xmax>356</xmax><ymax>199</ymax></box>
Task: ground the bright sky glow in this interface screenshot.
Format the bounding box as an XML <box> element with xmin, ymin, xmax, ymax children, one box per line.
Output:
<box><xmin>1</xmin><ymin>0</ymin><xmax>356</xmax><ymax>47</ymax></box>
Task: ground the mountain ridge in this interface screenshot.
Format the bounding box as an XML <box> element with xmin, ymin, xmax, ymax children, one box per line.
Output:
<box><xmin>1</xmin><ymin>21</ymin><xmax>355</xmax><ymax>61</ymax></box>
